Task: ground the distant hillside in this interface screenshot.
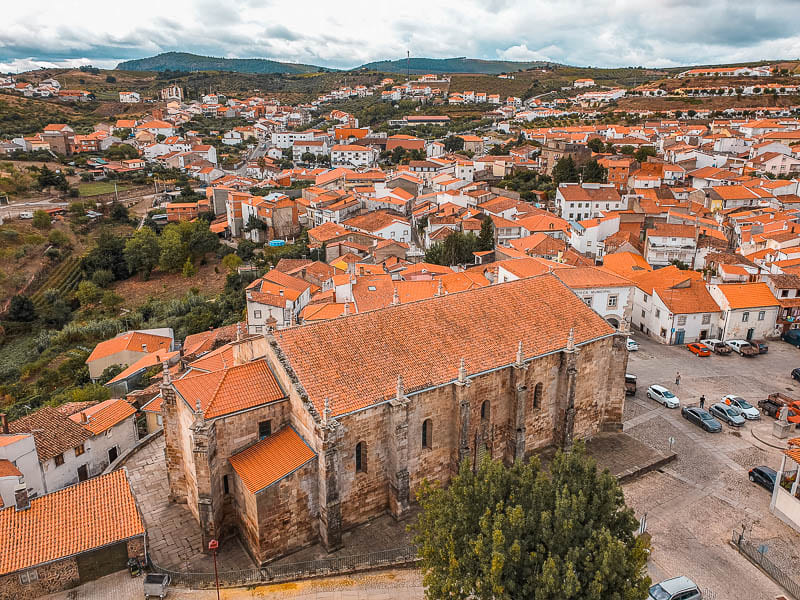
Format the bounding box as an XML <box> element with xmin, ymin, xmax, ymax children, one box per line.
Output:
<box><xmin>116</xmin><ymin>52</ymin><xmax>325</xmax><ymax>75</ymax></box>
<box><xmin>355</xmin><ymin>57</ymin><xmax>552</xmax><ymax>75</ymax></box>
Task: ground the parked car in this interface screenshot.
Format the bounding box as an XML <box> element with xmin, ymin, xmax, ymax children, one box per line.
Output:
<box><xmin>752</xmin><ymin>340</ymin><xmax>768</xmax><ymax>354</ymax></box>
<box><xmin>700</xmin><ymin>338</ymin><xmax>731</xmax><ymax>355</ymax></box>
<box><xmin>725</xmin><ymin>339</ymin><xmax>759</xmax><ymax>356</ymax></box>
<box><xmin>709</xmin><ymin>402</ymin><xmax>745</xmax><ymax>427</ymax></box>
<box><xmin>681</xmin><ymin>406</ymin><xmax>722</xmax><ymax>432</ymax></box>
<box><xmin>722</xmin><ymin>395</ymin><xmax>760</xmax><ymax>420</ymax></box>
<box><xmin>625</xmin><ymin>374</ymin><xmax>637</xmax><ymax>396</ymax></box>
<box><xmin>791</xmin><ymin>367</ymin><xmax>800</xmax><ymax>382</ymax></box>
<box><xmin>748</xmin><ymin>466</ymin><xmax>777</xmax><ymax>492</ymax></box>
<box><xmin>647</xmin><ymin>385</ymin><xmax>680</xmax><ymax>408</ymax></box>
<box><xmin>648</xmin><ymin>576</ymin><xmax>702</xmax><ymax>600</ymax></box>
<box><xmin>758</xmin><ymin>393</ymin><xmax>800</xmax><ymax>423</ymax></box>
<box><xmin>783</xmin><ymin>329</ymin><xmax>800</xmax><ymax>348</ymax></box>
<box><xmin>686</xmin><ymin>342</ymin><xmax>711</xmax><ymax>357</ymax></box>
<box><xmin>626</xmin><ymin>337</ymin><xmax>639</xmax><ymax>351</ymax></box>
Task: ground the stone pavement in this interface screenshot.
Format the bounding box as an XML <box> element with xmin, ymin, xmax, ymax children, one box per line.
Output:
<box><xmin>43</xmin><ymin>569</ymin><xmax>424</xmax><ymax>600</ymax></box>
<box><xmin>622</xmin><ymin>332</ymin><xmax>800</xmax><ymax>598</ymax></box>
<box><xmin>584</xmin><ymin>431</ymin><xmax>676</xmax><ymax>482</ymax></box>
<box><xmin>126</xmin><ymin>435</ymin><xmax>255</xmax><ymax>572</ymax></box>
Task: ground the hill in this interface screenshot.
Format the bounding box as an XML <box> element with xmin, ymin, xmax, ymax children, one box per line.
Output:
<box><xmin>117</xmin><ymin>52</ymin><xmax>325</xmax><ymax>75</ymax></box>
<box><xmin>355</xmin><ymin>56</ymin><xmax>551</xmax><ymax>75</ymax></box>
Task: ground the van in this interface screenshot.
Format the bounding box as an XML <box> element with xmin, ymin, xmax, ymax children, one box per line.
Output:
<box><xmin>783</xmin><ymin>329</ymin><xmax>800</xmax><ymax>348</ymax></box>
<box><xmin>19</xmin><ymin>212</ymin><xmax>33</xmax><ymax>219</ymax></box>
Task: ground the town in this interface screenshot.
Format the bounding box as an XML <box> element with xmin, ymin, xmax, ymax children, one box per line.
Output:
<box><xmin>2</xmin><ymin>17</ymin><xmax>800</xmax><ymax>600</ymax></box>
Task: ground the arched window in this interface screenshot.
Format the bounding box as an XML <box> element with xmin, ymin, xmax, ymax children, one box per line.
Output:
<box><xmin>422</xmin><ymin>419</ymin><xmax>432</xmax><ymax>449</ymax></box>
<box><xmin>533</xmin><ymin>383</ymin><xmax>543</xmax><ymax>409</ymax></box>
<box><xmin>355</xmin><ymin>441</ymin><xmax>367</xmax><ymax>473</ymax></box>
<box><xmin>481</xmin><ymin>400</ymin><xmax>490</xmax><ymax>421</ymax></box>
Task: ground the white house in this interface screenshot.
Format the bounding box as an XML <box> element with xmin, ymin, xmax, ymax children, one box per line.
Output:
<box><xmin>644</xmin><ymin>223</ymin><xmax>697</xmax><ymax>268</ymax></box>
<box><xmin>569</xmin><ymin>214</ymin><xmax>620</xmax><ymax>260</ymax></box>
<box><xmin>271</xmin><ymin>131</ymin><xmax>316</xmax><ymax>149</ymax></box>
<box><xmin>245</xmin><ymin>270</ymin><xmax>313</xmax><ymax>332</ymax></box>
<box><xmin>292</xmin><ymin>140</ymin><xmax>329</xmax><ymax>162</ymax></box>
<box><xmin>553</xmin><ymin>267</ymin><xmax>634</xmax><ymax>329</ymax></box>
<box><xmin>0</xmin><ymin>430</ymin><xmax>44</xmax><ymax>506</ymax></box>
<box><xmin>119</xmin><ymin>91</ymin><xmax>141</xmax><ymax>103</ymax></box>
<box><xmin>331</xmin><ymin>144</ymin><xmax>378</xmax><ymax>168</ymax></box>
<box><xmin>707</xmin><ymin>282</ymin><xmax>780</xmax><ymax>341</ymax></box>
<box><xmin>555</xmin><ymin>183</ymin><xmax>626</xmax><ymax>221</ymax></box>
<box><xmin>343</xmin><ymin>211</ymin><xmax>411</xmax><ymax>243</ymax></box>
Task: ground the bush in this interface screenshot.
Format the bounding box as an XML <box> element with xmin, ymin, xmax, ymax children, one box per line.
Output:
<box><xmin>91</xmin><ymin>269</ymin><xmax>115</xmax><ymax>288</ymax></box>
<box><xmin>7</xmin><ymin>295</ymin><xmax>36</xmax><ymax>322</ymax></box>
<box><xmin>48</xmin><ymin>229</ymin><xmax>70</xmax><ymax>247</ymax></box>
<box><xmin>76</xmin><ymin>280</ymin><xmax>102</xmax><ymax>306</ymax></box>
<box><xmin>32</xmin><ymin>210</ymin><xmax>51</xmax><ymax>230</ymax></box>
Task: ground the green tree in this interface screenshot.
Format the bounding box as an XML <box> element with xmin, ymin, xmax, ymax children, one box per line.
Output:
<box><xmin>477</xmin><ymin>216</ymin><xmax>494</xmax><ymax>251</ymax></box>
<box><xmin>587</xmin><ymin>137</ymin><xmax>604</xmax><ymax>153</ymax></box>
<box><xmin>301</xmin><ymin>151</ymin><xmax>316</xmax><ymax>163</ymax></box>
<box><xmin>76</xmin><ymin>280</ymin><xmax>102</xmax><ymax>306</ymax></box>
<box><xmin>182</xmin><ymin>256</ymin><xmax>197</xmax><ymax>278</ymax></box>
<box><xmin>158</xmin><ymin>226</ymin><xmax>188</xmax><ymax>272</ymax></box>
<box><xmin>39</xmin><ymin>289</ymin><xmax>71</xmax><ymax>328</ymax></box>
<box><xmin>91</xmin><ymin>268</ymin><xmax>115</xmax><ymax>288</ymax></box>
<box><xmin>443</xmin><ymin>135</ymin><xmax>465</xmax><ymax>152</ymax></box>
<box><xmin>7</xmin><ymin>295</ymin><xmax>36</xmax><ymax>322</ymax></box>
<box><xmin>413</xmin><ymin>445</ymin><xmax>650</xmax><ymax>600</ymax></box>
<box><xmin>552</xmin><ymin>156</ymin><xmax>579</xmax><ymax>185</ymax></box>
<box><xmin>620</xmin><ymin>145</ymin><xmax>635</xmax><ymax>155</ymax></box>
<box><xmin>125</xmin><ymin>227</ymin><xmax>160</xmax><ymax>279</ymax></box>
<box><xmin>237</xmin><ymin>239</ymin><xmax>257</xmax><ymax>261</ymax></box>
<box><xmin>32</xmin><ymin>210</ymin><xmax>51</xmax><ymax>230</ymax></box>
<box><xmin>101</xmin><ymin>290</ymin><xmax>123</xmax><ymax>310</ymax></box>
<box><xmin>98</xmin><ymin>364</ymin><xmax>124</xmax><ymax>385</ymax></box>
<box><xmin>83</xmin><ymin>229</ymin><xmax>129</xmax><ymax>281</ymax></box>
<box><xmin>48</xmin><ymin>229</ymin><xmax>70</xmax><ymax>247</ymax></box>
<box><xmin>633</xmin><ymin>146</ymin><xmax>657</xmax><ymax>163</ymax></box>
<box><xmin>425</xmin><ymin>232</ymin><xmax>479</xmax><ymax>266</ymax></box>
<box><xmin>109</xmin><ymin>201</ymin><xmax>130</xmax><ymax>222</ymax></box>
<box><xmin>582</xmin><ymin>159</ymin><xmax>606</xmax><ymax>183</ymax></box>
<box><xmin>222</xmin><ymin>253</ymin><xmax>243</xmax><ymax>273</ymax></box>
<box><xmin>186</xmin><ymin>221</ymin><xmax>219</xmax><ymax>259</ymax></box>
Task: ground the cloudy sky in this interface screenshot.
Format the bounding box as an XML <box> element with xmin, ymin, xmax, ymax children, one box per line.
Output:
<box><xmin>2</xmin><ymin>0</ymin><xmax>800</xmax><ymax>73</ymax></box>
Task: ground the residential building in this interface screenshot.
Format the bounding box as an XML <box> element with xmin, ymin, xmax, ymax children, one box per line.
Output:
<box><xmin>555</xmin><ymin>183</ymin><xmax>625</xmax><ymax>221</ymax></box>
<box><xmin>330</xmin><ymin>144</ymin><xmax>378</xmax><ymax>168</ymax></box>
<box><xmin>85</xmin><ymin>331</ymin><xmax>173</xmax><ymax>381</ymax></box>
<box><xmin>644</xmin><ymin>223</ymin><xmax>697</xmax><ymax>268</ymax></box>
<box><xmin>708</xmin><ymin>282</ymin><xmax>780</xmax><ymax>341</ymax></box>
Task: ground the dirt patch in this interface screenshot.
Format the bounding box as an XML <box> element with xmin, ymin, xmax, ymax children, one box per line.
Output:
<box><xmin>111</xmin><ymin>257</ymin><xmax>228</xmax><ymax>302</ymax></box>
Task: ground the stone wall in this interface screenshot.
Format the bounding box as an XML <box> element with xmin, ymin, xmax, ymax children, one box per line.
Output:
<box><xmin>0</xmin><ymin>558</ymin><xmax>79</xmax><ymax>600</ymax></box>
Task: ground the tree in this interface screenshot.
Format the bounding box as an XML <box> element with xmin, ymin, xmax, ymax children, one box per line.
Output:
<box><xmin>91</xmin><ymin>268</ymin><xmax>114</xmax><ymax>288</ymax></box>
<box><xmin>186</xmin><ymin>222</ymin><xmax>219</xmax><ymax>259</ymax></box>
<box><xmin>76</xmin><ymin>280</ymin><xmax>102</xmax><ymax>306</ymax></box>
<box><xmin>32</xmin><ymin>210</ymin><xmax>51</xmax><ymax>230</ymax></box>
<box><xmin>425</xmin><ymin>232</ymin><xmax>479</xmax><ymax>266</ymax></box>
<box><xmin>48</xmin><ymin>229</ymin><xmax>70</xmax><ymax>247</ymax></box>
<box><xmin>182</xmin><ymin>256</ymin><xmax>197</xmax><ymax>278</ymax></box>
<box><xmin>620</xmin><ymin>145</ymin><xmax>635</xmax><ymax>155</ymax></box>
<box><xmin>101</xmin><ymin>290</ymin><xmax>123</xmax><ymax>310</ymax></box>
<box><xmin>7</xmin><ymin>295</ymin><xmax>36</xmax><ymax>322</ymax></box>
<box><xmin>443</xmin><ymin>135</ymin><xmax>465</xmax><ymax>152</ymax></box>
<box><xmin>552</xmin><ymin>156</ymin><xmax>579</xmax><ymax>185</ymax></box>
<box><xmin>633</xmin><ymin>146</ymin><xmax>657</xmax><ymax>163</ymax></box>
<box><xmin>83</xmin><ymin>229</ymin><xmax>129</xmax><ymax>281</ymax></box>
<box><xmin>98</xmin><ymin>364</ymin><xmax>124</xmax><ymax>385</ymax></box>
<box><xmin>39</xmin><ymin>289</ymin><xmax>71</xmax><ymax>328</ymax></box>
<box><xmin>237</xmin><ymin>239</ymin><xmax>257</xmax><ymax>261</ymax></box>
<box><xmin>413</xmin><ymin>445</ymin><xmax>650</xmax><ymax>600</ymax></box>
<box><xmin>582</xmin><ymin>159</ymin><xmax>606</xmax><ymax>183</ymax></box>
<box><xmin>125</xmin><ymin>227</ymin><xmax>160</xmax><ymax>280</ymax></box>
<box><xmin>301</xmin><ymin>151</ymin><xmax>316</xmax><ymax>163</ymax></box>
<box><xmin>158</xmin><ymin>226</ymin><xmax>188</xmax><ymax>272</ymax></box>
<box><xmin>222</xmin><ymin>253</ymin><xmax>243</xmax><ymax>273</ymax></box>
<box><xmin>587</xmin><ymin>137</ymin><xmax>604</xmax><ymax>153</ymax></box>
<box><xmin>105</xmin><ymin>75</ymin><xmax>117</xmax><ymax>83</ymax></box>
<box><xmin>477</xmin><ymin>216</ymin><xmax>494</xmax><ymax>251</ymax></box>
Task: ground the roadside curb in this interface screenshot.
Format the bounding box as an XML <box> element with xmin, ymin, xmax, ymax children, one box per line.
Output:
<box><xmin>751</xmin><ymin>428</ymin><xmax>789</xmax><ymax>450</ymax></box>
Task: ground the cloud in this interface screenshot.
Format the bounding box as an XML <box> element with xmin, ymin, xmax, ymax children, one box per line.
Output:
<box><xmin>1</xmin><ymin>1</ymin><xmax>800</xmax><ymax>70</ymax></box>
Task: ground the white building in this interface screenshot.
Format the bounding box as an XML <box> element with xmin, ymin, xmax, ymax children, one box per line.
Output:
<box><xmin>569</xmin><ymin>214</ymin><xmax>620</xmax><ymax>260</ymax></box>
<box><xmin>553</xmin><ymin>267</ymin><xmax>634</xmax><ymax>329</ymax></box>
<box><xmin>271</xmin><ymin>131</ymin><xmax>317</xmax><ymax>149</ymax></box>
<box><xmin>330</xmin><ymin>144</ymin><xmax>378</xmax><ymax>168</ymax></box>
<box><xmin>555</xmin><ymin>183</ymin><xmax>626</xmax><ymax>221</ymax></box>
<box><xmin>119</xmin><ymin>91</ymin><xmax>141</xmax><ymax>103</ymax></box>
<box><xmin>707</xmin><ymin>282</ymin><xmax>780</xmax><ymax>341</ymax></box>
<box><xmin>644</xmin><ymin>223</ymin><xmax>697</xmax><ymax>268</ymax></box>
<box><xmin>292</xmin><ymin>140</ymin><xmax>329</xmax><ymax>162</ymax></box>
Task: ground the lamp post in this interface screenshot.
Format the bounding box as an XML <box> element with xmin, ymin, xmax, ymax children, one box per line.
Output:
<box><xmin>208</xmin><ymin>539</ymin><xmax>220</xmax><ymax>600</ymax></box>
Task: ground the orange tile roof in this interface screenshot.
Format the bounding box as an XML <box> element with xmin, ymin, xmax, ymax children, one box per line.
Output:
<box><xmin>141</xmin><ymin>395</ymin><xmax>163</xmax><ymax>413</ymax></box>
<box><xmin>602</xmin><ymin>252</ymin><xmax>652</xmax><ymax>275</ymax></box>
<box><xmin>68</xmin><ymin>398</ymin><xmax>137</xmax><ymax>435</ymax></box>
<box><xmin>275</xmin><ymin>274</ymin><xmax>614</xmax><ymax>417</ymax></box>
<box><xmin>229</xmin><ymin>426</ymin><xmax>316</xmax><ymax>494</ymax></box>
<box><xmin>188</xmin><ymin>343</ymin><xmax>234</xmax><ymax>372</ymax></box>
<box><xmin>629</xmin><ymin>265</ymin><xmax>702</xmax><ymax>294</ymax></box>
<box><xmin>714</xmin><ymin>282</ymin><xmax>779</xmax><ymax>309</ymax></box>
<box><xmin>655</xmin><ymin>279</ymin><xmax>721</xmax><ymax>314</ymax></box>
<box><xmin>173</xmin><ymin>360</ymin><xmax>285</xmax><ymax>419</ymax></box>
<box><xmin>107</xmin><ymin>350</ymin><xmax>180</xmax><ymax>384</ymax></box>
<box><xmin>554</xmin><ymin>266</ymin><xmax>633</xmax><ymax>289</ymax></box>
<box><xmin>86</xmin><ymin>332</ymin><xmax>172</xmax><ymax>363</ymax></box>
<box><xmin>9</xmin><ymin>407</ymin><xmax>91</xmax><ymax>462</ymax></box>
<box><xmin>0</xmin><ymin>434</ymin><xmax>29</xmax><ymax>448</ymax></box>
<box><xmin>0</xmin><ymin>459</ymin><xmax>22</xmax><ymax>478</ymax></box>
<box><xmin>0</xmin><ymin>470</ymin><xmax>144</xmax><ymax>575</ymax></box>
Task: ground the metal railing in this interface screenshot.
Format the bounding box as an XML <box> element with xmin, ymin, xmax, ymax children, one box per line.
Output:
<box><xmin>151</xmin><ymin>545</ymin><xmax>419</xmax><ymax>589</ymax></box>
<box><xmin>731</xmin><ymin>530</ymin><xmax>800</xmax><ymax>599</ymax></box>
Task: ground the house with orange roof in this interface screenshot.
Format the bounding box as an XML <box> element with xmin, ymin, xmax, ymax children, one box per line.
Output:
<box><xmin>707</xmin><ymin>282</ymin><xmax>779</xmax><ymax>341</ymax></box>
<box><xmin>569</xmin><ymin>213</ymin><xmax>621</xmax><ymax>260</ymax></box>
<box><xmin>629</xmin><ymin>267</ymin><xmax>721</xmax><ymax>344</ymax></box>
<box><xmin>65</xmin><ymin>399</ymin><xmax>138</xmax><ymax>469</ymax></box>
<box><xmin>0</xmin><ymin>469</ymin><xmax>145</xmax><ymax>596</ymax></box>
<box><xmin>554</xmin><ymin>267</ymin><xmax>635</xmax><ymax>328</ymax></box>
<box><xmin>644</xmin><ymin>223</ymin><xmax>698</xmax><ymax>268</ymax></box>
<box><xmin>0</xmin><ymin>424</ymin><xmax>43</xmax><ymax>508</ymax></box>
<box><xmin>246</xmin><ymin>269</ymin><xmax>314</xmax><ymax>331</ymax></box>
<box><xmin>86</xmin><ymin>331</ymin><xmax>173</xmax><ymax>381</ymax></box>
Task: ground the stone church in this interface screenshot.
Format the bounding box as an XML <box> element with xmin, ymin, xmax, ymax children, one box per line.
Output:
<box><xmin>161</xmin><ymin>273</ymin><xmax>628</xmax><ymax>564</ymax></box>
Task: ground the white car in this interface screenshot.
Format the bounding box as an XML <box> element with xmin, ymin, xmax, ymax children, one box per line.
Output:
<box><xmin>647</xmin><ymin>385</ymin><xmax>680</xmax><ymax>408</ymax></box>
<box><xmin>725</xmin><ymin>339</ymin><xmax>757</xmax><ymax>356</ymax></box>
<box><xmin>626</xmin><ymin>337</ymin><xmax>639</xmax><ymax>351</ymax></box>
<box><xmin>722</xmin><ymin>394</ymin><xmax>760</xmax><ymax>420</ymax></box>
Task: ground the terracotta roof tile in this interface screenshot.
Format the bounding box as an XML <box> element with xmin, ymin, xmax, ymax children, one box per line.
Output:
<box><xmin>68</xmin><ymin>398</ymin><xmax>136</xmax><ymax>435</ymax></box>
<box><xmin>275</xmin><ymin>275</ymin><xmax>614</xmax><ymax>417</ymax></box>
<box><xmin>188</xmin><ymin>344</ymin><xmax>234</xmax><ymax>372</ymax></box>
<box><xmin>554</xmin><ymin>266</ymin><xmax>633</xmax><ymax>289</ymax></box>
<box><xmin>0</xmin><ymin>470</ymin><xmax>144</xmax><ymax>575</ymax></box>
<box><xmin>173</xmin><ymin>360</ymin><xmax>285</xmax><ymax>419</ymax></box>
<box><xmin>714</xmin><ymin>282</ymin><xmax>779</xmax><ymax>309</ymax></box>
<box><xmin>229</xmin><ymin>426</ymin><xmax>316</xmax><ymax>493</ymax></box>
<box><xmin>0</xmin><ymin>459</ymin><xmax>22</xmax><ymax>478</ymax></box>
<box><xmin>86</xmin><ymin>332</ymin><xmax>172</xmax><ymax>363</ymax></box>
<box><xmin>9</xmin><ymin>407</ymin><xmax>91</xmax><ymax>462</ymax></box>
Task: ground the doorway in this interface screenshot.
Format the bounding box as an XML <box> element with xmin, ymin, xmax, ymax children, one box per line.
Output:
<box><xmin>108</xmin><ymin>446</ymin><xmax>118</xmax><ymax>464</ymax></box>
<box><xmin>746</xmin><ymin>328</ymin><xmax>755</xmax><ymax>341</ymax></box>
<box><xmin>674</xmin><ymin>329</ymin><xmax>685</xmax><ymax>345</ymax></box>
<box><xmin>700</xmin><ymin>329</ymin><xmax>708</xmax><ymax>340</ymax></box>
<box><xmin>77</xmin><ymin>464</ymin><xmax>88</xmax><ymax>481</ymax></box>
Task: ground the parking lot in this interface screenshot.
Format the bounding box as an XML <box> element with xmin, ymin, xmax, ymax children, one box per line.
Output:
<box><xmin>623</xmin><ymin>332</ymin><xmax>800</xmax><ymax>598</ymax></box>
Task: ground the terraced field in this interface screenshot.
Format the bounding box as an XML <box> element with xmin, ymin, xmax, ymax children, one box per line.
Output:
<box><xmin>30</xmin><ymin>256</ymin><xmax>83</xmax><ymax>308</ymax></box>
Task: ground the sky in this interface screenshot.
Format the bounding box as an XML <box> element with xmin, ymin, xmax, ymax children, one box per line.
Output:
<box><xmin>2</xmin><ymin>0</ymin><xmax>800</xmax><ymax>73</ymax></box>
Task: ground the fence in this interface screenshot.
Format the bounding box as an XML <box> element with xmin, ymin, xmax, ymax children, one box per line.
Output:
<box><xmin>731</xmin><ymin>530</ymin><xmax>800</xmax><ymax>599</ymax></box>
<box><xmin>151</xmin><ymin>546</ymin><xmax>419</xmax><ymax>589</ymax></box>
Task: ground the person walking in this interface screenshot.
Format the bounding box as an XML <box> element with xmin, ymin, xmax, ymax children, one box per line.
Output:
<box><xmin>699</xmin><ymin>395</ymin><xmax>705</xmax><ymax>409</ymax></box>
<box><xmin>675</xmin><ymin>371</ymin><xmax>681</xmax><ymax>386</ymax></box>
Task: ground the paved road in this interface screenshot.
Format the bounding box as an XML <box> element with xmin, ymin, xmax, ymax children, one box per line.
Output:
<box><xmin>622</xmin><ymin>332</ymin><xmax>800</xmax><ymax>599</ymax></box>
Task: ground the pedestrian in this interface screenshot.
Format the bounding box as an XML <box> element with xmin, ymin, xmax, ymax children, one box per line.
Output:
<box><xmin>675</xmin><ymin>371</ymin><xmax>681</xmax><ymax>386</ymax></box>
<box><xmin>700</xmin><ymin>395</ymin><xmax>705</xmax><ymax>409</ymax></box>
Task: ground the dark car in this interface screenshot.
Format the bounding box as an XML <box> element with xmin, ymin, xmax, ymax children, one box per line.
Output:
<box><xmin>792</xmin><ymin>368</ymin><xmax>800</xmax><ymax>382</ymax></box>
<box><xmin>752</xmin><ymin>340</ymin><xmax>769</xmax><ymax>354</ymax></box>
<box><xmin>709</xmin><ymin>402</ymin><xmax>745</xmax><ymax>427</ymax></box>
<box><xmin>783</xmin><ymin>329</ymin><xmax>800</xmax><ymax>348</ymax></box>
<box><xmin>681</xmin><ymin>406</ymin><xmax>723</xmax><ymax>432</ymax></box>
<box><xmin>749</xmin><ymin>466</ymin><xmax>777</xmax><ymax>492</ymax></box>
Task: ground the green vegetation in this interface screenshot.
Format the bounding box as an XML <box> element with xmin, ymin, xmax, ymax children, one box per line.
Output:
<box><xmin>357</xmin><ymin>56</ymin><xmax>550</xmax><ymax>74</ymax></box>
<box><xmin>425</xmin><ymin>220</ymin><xmax>493</xmax><ymax>266</ymax></box>
<box><xmin>413</xmin><ymin>445</ymin><xmax>650</xmax><ymax>600</ymax></box>
<box><xmin>78</xmin><ymin>181</ymin><xmax>132</xmax><ymax>197</ymax></box>
<box><xmin>117</xmin><ymin>51</ymin><xmax>322</xmax><ymax>74</ymax></box>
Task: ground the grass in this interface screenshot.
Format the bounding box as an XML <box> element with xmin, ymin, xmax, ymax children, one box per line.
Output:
<box><xmin>78</xmin><ymin>182</ymin><xmax>132</xmax><ymax>197</ymax></box>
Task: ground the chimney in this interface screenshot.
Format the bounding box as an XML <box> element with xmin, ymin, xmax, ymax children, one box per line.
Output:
<box><xmin>142</xmin><ymin>344</ymin><xmax>148</xmax><ymax>352</ymax></box>
<box><xmin>0</xmin><ymin>413</ymin><xmax>7</xmax><ymax>434</ymax></box>
<box><xmin>79</xmin><ymin>411</ymin><xmax>88</xmax><ymax>425</ymax></box>
<box><xmin>14</xmin><ymin>483</ymin><xmax>29</xmax><ymax>511</ymax></box>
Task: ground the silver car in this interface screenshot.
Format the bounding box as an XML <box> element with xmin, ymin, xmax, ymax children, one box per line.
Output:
<box><xmin>721</xmin><ymin>394</ymin><xmax>760</xmax><ymax>420</ymax></box>
<box><xmin>647</xmin><ymin>385</ymin><xmax>680</xmax><ymax>408</ymax></box>
<box><xmin>709</xmin><ymin>402</ymin><xmax>745</xmax><ymax>427</ymax></box>
<box><xmin>649</xmin><ymin>576</ymin><xmax>702</xmax><ymax>600</ymax></box>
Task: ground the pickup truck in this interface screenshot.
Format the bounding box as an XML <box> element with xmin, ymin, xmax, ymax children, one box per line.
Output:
<box><xmin>751</xmin><ymin>340</ymin><xmax>769</xmax><ymax>354</ymax></box>
<box><xmin>726</xmin><ymin>339</ymin><xmax>759</xmax><ymax>356</ymax></box>
<box><xmin>759</xmin><ymin>393</ymin><xmax>800</xmax><ymax>423</ymax></box>
<box><xmin>700</xmin><ymin>339</ymin><xmax>732</xmax><ymax>355</ymax></box>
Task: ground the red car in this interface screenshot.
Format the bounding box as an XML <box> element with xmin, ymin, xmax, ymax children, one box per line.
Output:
<box><xmin>687</xmin><ymin>342</ymin><xmax>711</xmax><ymax>357</ymax></box>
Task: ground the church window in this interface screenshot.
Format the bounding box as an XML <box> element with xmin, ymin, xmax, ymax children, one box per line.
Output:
<box><xmin>422</xmin><ymin>419</ymin><xmax>432</xmax><ymax>449</ymax></box>
<box><xmin>533</xmin><ymin>383</ymin><xmax>543</xmax><ymax>409</ymax></box>
<box><xmin>355</xmin><ymin>441</ymin><xmax>367</xmax><ymax>472</ymax></box>
<box><xmin>480</xmin><ymin>400</ymin><xmax>490</xmax><ymax>421</ymax></box>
